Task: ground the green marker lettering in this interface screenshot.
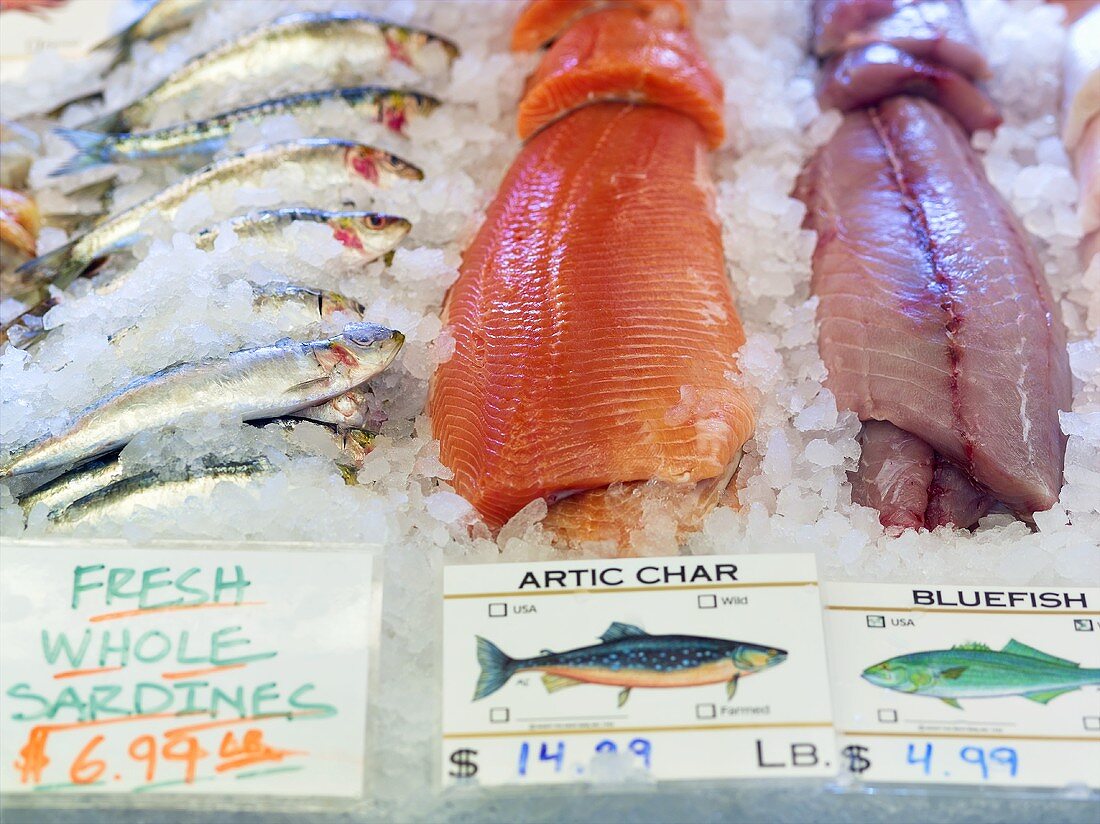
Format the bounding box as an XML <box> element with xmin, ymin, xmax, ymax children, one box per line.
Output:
<box><xmin>41</xmin><ymin>629</ymin><xmax>91</xmax><ymax>667</ymax></box>
<box><xmin>213</xmin><ymin>566</ymin><xmax>250</xmax><ymax>604</ymax></box>
<box><xmin>175</xmin><ymin>567</ymin><xmax>207</xmax><ymax>606</ymax></box>
<box><xmin>176</xmin><ymin>631</ymin><xmax>207</xmax><ymax>665</ymax></box>
<box><xmin>133</xmin><ymin>630</ymin><xmax>172</xmax><ymax>664</ymax></box>
<box><xmin>87</xmin><ymin>685</ymin><xmax>128</xmax><ymax>720</ymax></box>
<box><xmin>138</xmin><ymin>567</ymin><xmax>181</xmax><ymax>609</ymax></box>
<box><xmin>97</xmin><ymin>628</ymin><xmax>131</xmax><ymax>668</ymax></box>
<box><xmin>210</xmin><ymin>686</ymin><xmax>246</xmax><ymax>719</ymax></box>
<box><xmin>52</xmin><ymin>687</ymin><xmax>89</xmax><ymax>722</ymax></box>
<box><xmin>135</xmin><ymin>683</ymin><xmax>174</xmax><ymax>715</ymax></box>
<box><xmin>250</xmin><ymin>682</ymin><xmax>280</xmax><ymax>717</ymax></box>
<box><xmin>71</xmin><ymin>564</ymin><xmax>106</xmax><ymax>610</ymax></box>
<box><xmin>174</xmin><ymin>680</ymin><xmax>209</xmax><ymax>714</ymax></box>
<box><xmin>6</xmin><ymin>683</ymin><xmax>50</xmax><ymax>721</ymax></box>
<box><xmin>105</xmin><ymin>567</ymin><xmax>137</xmax><ymax>605</ymax></box>
<box><xmin>210</xmin><ymin>626</ymin><xmax>277</xmax><ymax>666</ymax></box>
<box><xmin>288</xmin><ymin>684</ymin><xmax>338</xmax><ymax>718</ymax></box>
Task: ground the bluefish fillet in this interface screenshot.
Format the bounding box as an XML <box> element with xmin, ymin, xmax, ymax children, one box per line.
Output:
<box><xmin>86</xmin><ymin>12</ymin><xmax>458</xmax><ymax>131</ymax></box>
<box><xmin>863</xmin><ymin>640</ymin><xmax>1100</xmax><ymax>708</ymax></box>
<box><xmin>53</xmin><ymin>88</ymin><xmax>438</xmax><ymax>176</ymax></box>
<box><xmin>16</xmin><ymin>139</ymin><xmax>422</xmax><ymax>289</ymax></box>
<box><xmin>475</xmin><ymin>621</ymin><xmax>786</xmax><ymax>707</ymax></box>
<box><xmin>0</xmin><ymin>322</ymin><xmax>404</xmax><ymax>478</ymax></box>
<box><xmin>798</xmin><ymin>97</ymin><xmax>1071</xmax><ymax>527</ymax></box>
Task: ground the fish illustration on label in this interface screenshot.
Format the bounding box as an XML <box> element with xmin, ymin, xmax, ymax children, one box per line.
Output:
<box><xmin>862</xmin><ymin>640</ymin><xmax>1100</xmax><ymax>709</ymax></box>
<box><xmin>474</xmin><ymin>622</ymin><xmax>787</xmax><ymax>707</ymax></box>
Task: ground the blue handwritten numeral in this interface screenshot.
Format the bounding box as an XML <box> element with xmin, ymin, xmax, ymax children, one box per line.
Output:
<box><xmin>988</xmin><ymin>747</ymin><xmax>1018</xmax><ymax>777</ymax></box>
<box><xmin>630</xmin><ymin>738</ymin><xmax>652</xmax><ymax>768</ymax></box>
<box><xmin>906</xmin><ymin>742</ymin><xmax>932</xmax><ymax>775</ymax></box>
<box><xmin>517</xmin><ymin>741</ymin><xmax>529</xmax><ymax>776</ymax></box>
<box><xmin>540</xmin><ymin>741</ymin><xmax>565</xmax><ymax>772</ymax></box>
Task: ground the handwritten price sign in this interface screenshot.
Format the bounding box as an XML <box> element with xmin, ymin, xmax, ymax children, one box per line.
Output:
<box><xmin>0</xmin><ymin>543</ymin><xmax>376</xmax><ymax>797</ymax></box>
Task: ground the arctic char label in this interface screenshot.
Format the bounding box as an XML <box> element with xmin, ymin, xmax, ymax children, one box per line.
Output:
<box><xmin>823</xmin><ymin>582</ymin><xmax>1100</xmax><ymax>790</ymax></box>
<box><xmin>0</xmin><ymin>541</ymin><xmax>376</xmax><ymax>797</ymax></box>
<box><xmin>441</xmin><ymin>554</ymin><xmax>835</xmax><ymax>787</ymax></box>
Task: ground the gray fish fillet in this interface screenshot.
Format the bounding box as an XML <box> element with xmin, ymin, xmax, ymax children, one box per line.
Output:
<box><xmin>87</xmin><ymin>12</ymin><xmax>459</xmax><ymax>131</ymax></box>
<box><xmin>812</xmin><ymin>0</ymin><xmax>990</xmax><ymax>80</ymax></box>
<box><xmin>0</xmin><ymin>322</ymin><xmax>404</xmax><ymax>478</ymax></box>
<box><xmin>16</xmin><ymin>139</ymin><xmax>422</xmax><ymax>289</ymax></box>
<box><xmin>53</xmin><ymin>88</ymin><xmax>438</xmax><ymax>176</ymax></box>
<box><xmin>798</xmin><ymin>97</ymin><xmax>1071</xmax><ymax>525</ymax></box>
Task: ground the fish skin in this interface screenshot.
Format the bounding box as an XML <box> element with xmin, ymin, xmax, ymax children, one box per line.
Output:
<box><xmin>194</xmin><ymin>208</ymin><xmax>411</xmax><ymax>261</ymax></box>
<box><xmin>924</xmin><ymin>456</ymin><xmax>993</xmax><ymax>529</ymax></box>
<box><xmin>798</xmin><ymin>97</ymin><xmax>1071</xmax><ymax>520</ymax></box>
<box><xmin>517</xmin><ymin>7</ymin><xmax>725</xmax><ymax>147</ymax></box>
<box><xmin>813</xmin><ymin>0</ymin><xmax>990</xmax><ymax>80</ymax></box>
<box><xmin>849</xmin><ymin>420</ymin><xmax>934</xmax><ymax>531</ymax></box>
<box><xmin>818</xmin><ymin>43</ymin><xmax>1001</xmax><ymax>134</ymax></box>
<box><xmin>17</xmin><ymin>454</ymin><xmax>125</xmax><ymax>517</ymax></box>
<box><xmin>15</xmin><ymin>139</ymin><xmax>422</xmax><ymax>290</ymax></box>
<box><xmin>95</xmin><ymin>13</ymin><xmax>458</xmax><ymax>131</ymax></box>
<box><xmin>863</xmin><ymin>640</ymin><xmax>1100</xmax><ymax>706</ymax></box>
<box><xmin>511</xmin><ymin>0</ymin><xmax>689</xmax><ymax>52</ymax></box>
<box><xmin>0</xmin><ymin>322</ymin><xmax>404</xmax><ymax>478</ymax></box>
<box><xmin>474</xmin><ymin>622</ymin><xmax>786</xmax><ymax>702</ymax></box>
<box><xmin>429</xmin><ymin>103</ymin><xmax>754</xmax><ymax>529</ymax></box>
<box><xmin>52</xmin><ymin>88</ymin><xmax>438</xmax><ymax>177</ymax></box>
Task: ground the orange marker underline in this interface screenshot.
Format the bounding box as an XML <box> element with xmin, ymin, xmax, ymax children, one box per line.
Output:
<box><xmin>162</xmin><ymin>663</ymin><xmax>245</xmax><ymax>681</ymax></box>
<box><xmin>52</xmin><ymin>666</ymin><xmax>123</xmax><ymax>680</ymax></box>
<box><xmin>88</xmin><ymin>601</ymin><xmax>265</xmax><ymax>623</ymax></box>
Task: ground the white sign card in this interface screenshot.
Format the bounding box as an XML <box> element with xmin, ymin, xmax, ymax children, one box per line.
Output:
<box><xmin>441</xmin><ymin>554</ymin><xmax>836</xmax><ymax>787</ymax></box>
<box><xmin>823</xmin><ymin>582</ymin><xmax>1100</xmax><ymax>789</ymax></box>
<box><xmin>0</xmin><ymin>542</ymin><xmax>376</xmax><ymax>797</ymax></box>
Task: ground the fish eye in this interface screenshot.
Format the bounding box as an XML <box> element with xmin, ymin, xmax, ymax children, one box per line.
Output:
<box><xmin>344</xmin><ymin>322</ymin><xmax>392</xmax><ymax>346</ymax></box>
<box><xmin>365</xmin><ymin>214</ymin><xmax>388</xmax><ymax>230</ymax></box>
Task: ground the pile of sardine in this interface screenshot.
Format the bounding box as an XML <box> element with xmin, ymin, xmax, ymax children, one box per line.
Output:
<box><xmin>0</xmin><ymin>0</ymin><xmax>459</xmax><ymax>525</ymax></box>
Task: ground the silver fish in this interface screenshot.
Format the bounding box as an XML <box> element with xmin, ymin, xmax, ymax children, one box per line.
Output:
<box><xmin>194</xmin><ymin>209</ymin><xmax>411</xmax><ymax>261</ymax></box>
<box><xmin>0</xmin><ymin>322</ymin><xmax>404</xmax><ymax>478</ymax></box>
<box><xmin>16</xmin><ymin>139</ymin><xmax>422</xmax><ymax>288</ymax></box>
<box><xmin>48</xmin><ymin>455</ymin><xmax>275</xmax><ymax>525</ymax></box>
<box><xmin>53</xmin><ymin>88</ymin><xmax>439</xmax><ymax>176</ymax></box>
<box><xmin>92</xmin><ymin>0</ymin><xmax>211</xmax><ymax>64</ymax></box>
<box><xmin>86</xmin><ymin>13</ymin><xmax>459</xmax><ymax>132</ymax></box>
<box><xmin>17</xmin><ymin>454</ymin><xmax>126</xmax><ymax>517</ymax></box>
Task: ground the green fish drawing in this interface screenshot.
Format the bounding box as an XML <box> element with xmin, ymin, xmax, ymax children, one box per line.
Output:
<box><xmin>862</xmin><ymin>640</ymin><xmax>1100</xmax><ymax>709</ymax></box>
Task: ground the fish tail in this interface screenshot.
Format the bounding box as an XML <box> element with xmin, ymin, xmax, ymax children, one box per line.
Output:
<box><xmin>473</xmin><ymin>636</ymin><xmax>518</xmax><ymax>700</ymax></box>
<box><xmin>14</xmin><ymin>239</ymin><xmax>87</xmax><ymax>291</ymax></box>
<box><xmin>51</xmin><ymin>129</ymin><xmax>116</xmax><ymax>177</ymax></box>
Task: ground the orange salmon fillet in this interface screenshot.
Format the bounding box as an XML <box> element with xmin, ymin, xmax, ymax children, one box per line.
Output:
<box><xmin>429</xmin><ymin>103</ymin><xmax>753</xmax><ymax>529</ymax></box>
<box><xmin>517</xmin><ymin>7</ymin><xmax>725</xmax><ymax>147</ymax></box>
<box><xmin>511</xmin><ymin>0</ymin><xmax>689</xmax><ymax>52</ymax></box>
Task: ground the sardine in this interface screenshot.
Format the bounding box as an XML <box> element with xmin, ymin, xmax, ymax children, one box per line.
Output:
<box><xmin>0</xmin><ymin>321</ymin><xmax>404</xmax><ymax>478</ymax></box>
<box><xmin>85</xmin><ymin>13</ymin><xmax>459</xmax><ymax>132</ymax></box>
<box><xmin>194</xmin><ymin>208</ymin><xmax>411</xmax><ymax>261</ymax></box>
<box><xmin>92</xmin><ymin>0</ymin><xmax>210</xmax><ymax>66</ymax></box>
<box><xmin>16</xmin><ymin>139</ymin><xmax>422</xmax><ymax>289</ymax></box>
<box><xmin>52</xmin><ymin>88</ymin><xmax>439</xmax><ymax>176</ymax></box>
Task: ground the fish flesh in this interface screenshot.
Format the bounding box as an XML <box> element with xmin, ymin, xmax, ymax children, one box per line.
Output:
<box><xmin>84</xmin><ymin>13</ymin><xmax>458</xmax><ymax>132</ymax></box>
<box><xmin>510</xmin><ymin>0</ymin><xmax>688</xmax><ymax>51</ymax></box>
<box><xmin>53</xmin><ymin>88</ymin><xmax>439</xmax><ymax>177</ymax></box>
<box><xmin>476</xmin><ymin>622</ymin><xmax>786</xmax><ymax>707</ymax></box>
<box><xmin>798</xmin><ymin>96</ymin><xmax>1071</xmax><ymax>526</ymax></box>
<box><xmin>429</xmin><ymin>103</ymin><xmax>754</xmax><ymax>530</ymax></box>
<box><xmin>0</xmin><ymin>322</ymin><xmax>404</xmax><ymax>478</ymax></box>
<box><xmin>863</xmin><ymin>640</ymin><xmax>1100</xmax><ymax>708</ymax></box>
<box><xmin>15</xmin><ymin>139</ymin><xmax>422</xmax><ymax>291</ymax></box>
<box><xmin>285</xmin><ymin>388</ymin><xmax>372</xmax><ymax>432</ymax></box>
<box><xmin>818</xmin><ymin>43</ymin><xmax>1001</xmax><ymax>134</ymax></box>
<box><xmin>812</xmin><ymin>0</ymin><xmax>990</xmax><ymax>80</ymax></box>
<box><xmin>1</xmin><ymin>187</ymin><xmax>39</xmax><ymax>260</ymax></box>
<box><xmin>516</xmin><ymin>6</ymin><xmax>725</xmax><ymax>147</ymax></box>
<box><xmin>91</xmin><ymin>0</ymin><xmax>210</xmax><ymax>60</ymax></box>
<box><xmin>194</xmin><ymin>208</ymin><xmax>411</xmax><ymax>261</ymax></box>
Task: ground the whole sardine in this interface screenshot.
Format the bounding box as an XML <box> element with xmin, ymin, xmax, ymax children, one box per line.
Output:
<box><xmin>53</xmin><ymin>88</ymin><xmax>439</xmax><ymax>176</ymax></box>
<box><xmin>17</xmin><ymin>454</ymin><xmax>125</xmax><ymax>517</ymax></box>
<box><xmin>86</xmin><ymin>13</ymin><xmax>459</xmax><ymax>132</ymax></box>
<box><xmin>194</xmin><ymin>208</ymin><xmax>411</xmax><ymax>261</ymax></box>
<box><xmin>16</xmin><ymin>139</ymin><xmax>422</xmax><ymax>288</ymax></box>
<box><xmin>0</xmin><ymin>321</ymin><xmax>404</xmax><ymax>478</ymax></box>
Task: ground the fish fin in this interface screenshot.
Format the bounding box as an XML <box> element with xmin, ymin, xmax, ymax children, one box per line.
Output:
<box><xmin>951</xmin><ymin>642</ymin><xmax>990</xmax><ymax>651</ymax></box>
<box><xmin>1002</xmin><ymin>639</ymin><xmax>1078</xmax><ymax>668</ymax></box>
<box><xmin>473</xmin><ymin>636</ymin><xmax>517</xmax><ymax>701</ymax></box>
<box><xmin>599</xmin><ymin>622</ymin><xmax>648</xmax><ymax>643</ymax></box>
<box><xmin>940</xmin><ymin>667</ymin><xmax>967</xmax><ymax>680</ymax></box>
<box><xmin>285</xmin><ymin>377</ymin><xmax>331</xmax><ymax>395</ymax></box>
<box><xmin>940</xmin><ymin>698</ymin><xmax>962</xmax><ymax>709</ymax></box>
<box><xmin>1022</xmin><ymin>688</ymin><xmax>1076</xmax><ymax>704</ymax></box>
<box><xmin>617</xmin><ymin>688</ymin><xmax>631</xmax><ymax>708</ymax></box>
<box><xmin>726</xmin><ymin>675</ymin><xmax>738</xmax><ymax>700</ymax></box>
<box><xmin>541</xmin><ymin>673</ymin><xmax>583</xmax><ymax>693</ymax></box>
<box><xmin>540</xmin><ymin>648</ymin><xmax>554</xmax><ymax>655</ymax></box>
<box><xmin>14</xmin><ymin>240</ymin><xmax>87</xmax><ymax>291</ymax></box>
<box><xmin>50</xmin><ymin>129</ymin><xmax>116</xmax><ymax>177</ymax></box>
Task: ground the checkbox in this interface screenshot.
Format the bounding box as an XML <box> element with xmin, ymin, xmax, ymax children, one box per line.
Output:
<box><xmin>697</xmin><ymin>594</ymin><xmax>717</xmax><ymax>609</ymax></box>
<box><xmin>877</xmin><ymin>709</ymin><xmax>898</xmax><ymax>723</ymax></box>
<box><xmin>696</xmin><ymin>703</ymin><xmax>717</xmax><ymax>720</ymax></box>
<box><xmin>1084</xmin><ymin>717</ymin><xmax>1100</xmax><ymax>731</ymax></box>
<box><xmin>488</xmin><ymin>602</ymin><xmax>507</xmax><ymax>618</ymax></box>
<box><xmin>866</xmin><ymin>615</ymin><xmax>885</xmax><ymax>628</ymax></box>
<box><xmin>490</xmin><ymin>707</ymin><xmax>510</xmax><ymax>723</ymax></box>
<box><xmin>1074</xmin><ymin>619</ymin><xmax>1094</xmax><ymax>632</ymax></box>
